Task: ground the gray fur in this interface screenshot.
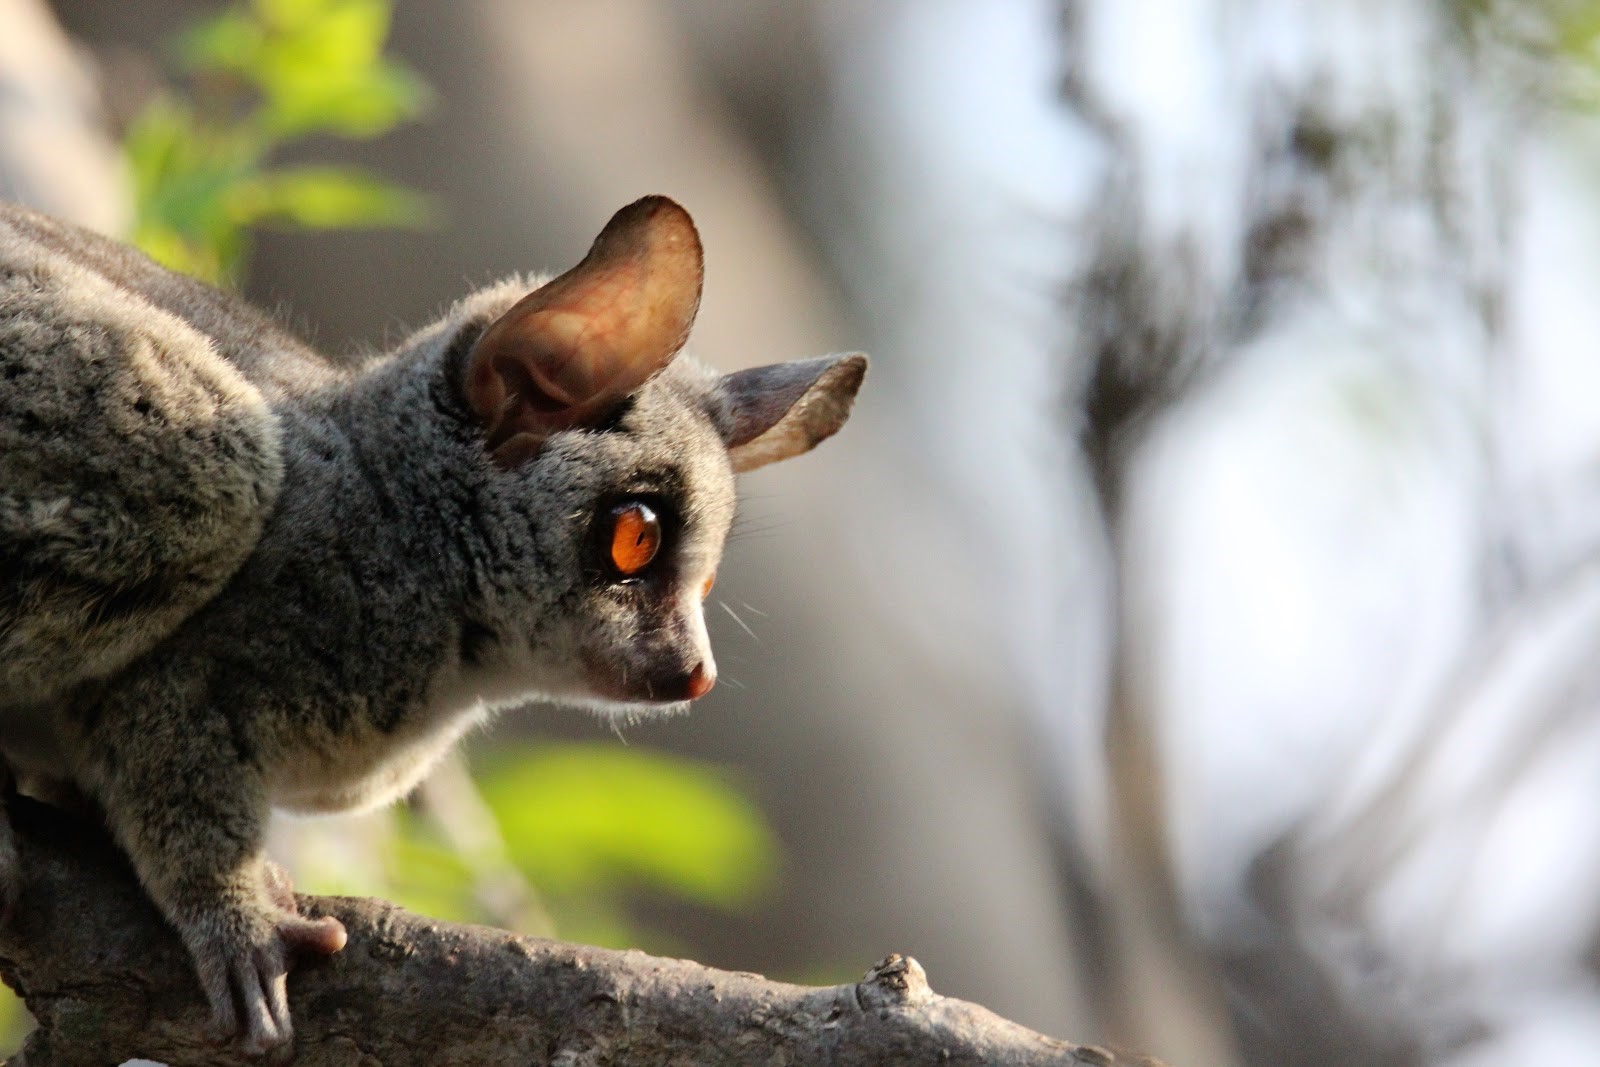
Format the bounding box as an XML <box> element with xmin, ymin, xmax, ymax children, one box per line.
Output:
<box><xmin>0</xmin><ymin>198</ymin><xmax>864</xmax><ymax>1052</ymax></box>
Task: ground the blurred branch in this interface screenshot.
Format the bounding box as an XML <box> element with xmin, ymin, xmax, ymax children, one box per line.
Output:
<box><xmin>414</xmin><ymin>750</ymin><xmax>556</xmax><ymax>936</ymax></box>
<box><xmin>0</xmin><ymin>795</ymin><xmax>1158</xmax><ymax>1067</ymax></box>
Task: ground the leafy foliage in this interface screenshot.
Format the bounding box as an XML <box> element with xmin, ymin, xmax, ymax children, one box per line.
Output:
<box><xmin>125</xmin><ymin>0</ymin><xmax>434</xmax><ymax>284</ymax></box>
<box><xmin>384</xmin><ymin>742</ymin><xmax>779</xmax><ymax>952</ymax></box>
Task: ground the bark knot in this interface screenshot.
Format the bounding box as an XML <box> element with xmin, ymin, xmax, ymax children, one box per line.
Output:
<box><xmin>857</xmin><ymin>953</ymin><xmax>932</xmax><ymax>1009</ymax></box>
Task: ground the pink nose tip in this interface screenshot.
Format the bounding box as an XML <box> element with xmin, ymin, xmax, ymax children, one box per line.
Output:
<box><xmin>685</xmin><ymin>663</ymin><xmax>715</xmax><ymax>700</ymax></box>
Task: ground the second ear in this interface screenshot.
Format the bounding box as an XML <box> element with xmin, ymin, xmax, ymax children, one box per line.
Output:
<box><xmin>463</xmin><ymin>196</ymin><xmax>705</xmax><ymax>466</ymax></box>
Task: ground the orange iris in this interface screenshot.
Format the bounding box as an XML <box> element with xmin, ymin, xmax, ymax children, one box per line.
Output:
<box><xmin>609</xmin><ymin>502</ymin><xmax>661</xmax><ymax>576</ymax></box>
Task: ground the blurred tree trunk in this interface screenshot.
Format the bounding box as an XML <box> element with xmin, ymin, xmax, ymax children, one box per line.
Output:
<box><xmin>692</xmin><ymin>0</ymin><xmax>1600</xmax><ymax>1063</ymax></box>
<box><xmin>1056</xmin><ymin>2</ymin><xmax>1600</xmax><ymax>1064</ymax></box>
<box><xmin>0</xmin><ymin>0</ymin><xmax>125</xmax><ymax>232</ymax></box>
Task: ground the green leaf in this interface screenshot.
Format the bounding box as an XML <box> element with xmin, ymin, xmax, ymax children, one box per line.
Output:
<box><xmin>476</xmin><ymin>743</ymin><xmax>779</xmax><ymax>910</ymax></box>
<box><xmin>227</xmin><ymin>166</ymin><xmax>436</xmax><ymax>228</ymax></box>
<box><xmin>256</xmin><ymin>60</ymin><xmax>432</xmax><ymax>140</ymax></box>
<box><xmin>124</xmin><ymin>97</ymin><xmax>265</xmax><ymax>282</ymax></box>
<box><xmin>265</xmin><ymin>0</ymin><xmax>389</xmax><ymax>63</ymax></box>
<box><xmin>177</xmin><ymin>0</ymin><xmax>430</xmax><ymax>140</ymax></box>
<box><xmin>174</xmin><ymin>9</ymin><xmax>267</xmax><ymax>75</ymax></box>
<box><xmin>257</xmin><ymin>0</ymin><xmax>352</xmax><ymax>34</ymax></box>
<box><xmin>128</xmin><ymin>223</ymin><xmax>227</xmax><ymax>283</ymax></box>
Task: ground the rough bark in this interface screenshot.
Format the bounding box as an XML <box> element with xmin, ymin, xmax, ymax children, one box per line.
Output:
<box><xmin>0</xmin><ymin>796</ymin><xmax>1160</xmax><ymax>1066</ymax></box>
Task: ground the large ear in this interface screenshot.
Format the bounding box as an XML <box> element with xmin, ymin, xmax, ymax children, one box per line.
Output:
<box><xmin>463</xmin><ymin>195</ymin><xmax>703</xmax><ymax>467</ymax></box>
<box><xmin>719</xmin><ymin>353</ymin><xmax>867</xmax><ymax>473</ymax></box>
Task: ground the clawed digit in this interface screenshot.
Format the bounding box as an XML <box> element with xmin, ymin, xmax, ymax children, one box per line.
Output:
<box><xmin>191</xmin><ymin>902</ymin><xmax>348</xmax><ymax>1056</ymax></box>
<box><xmin>236</xmin><ymin>940</ymin><xmax>291</xmax><ymax>1056</ymax></box>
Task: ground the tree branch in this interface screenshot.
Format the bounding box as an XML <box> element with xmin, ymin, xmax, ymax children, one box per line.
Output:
<box><xmin>0</xmin><ymin>797</ymin><xmax>1162</xmax><ymax>1066</ymax></box>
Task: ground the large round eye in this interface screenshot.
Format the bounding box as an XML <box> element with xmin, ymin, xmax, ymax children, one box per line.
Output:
<box><xmin>607</xmin><ymin>501</ymin><xmax>661</xmax><ymax>578</ymax></box>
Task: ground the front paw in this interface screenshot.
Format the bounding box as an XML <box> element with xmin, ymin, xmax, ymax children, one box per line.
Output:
<box><xmin>183</xmin><ymin>894</ymin><xmax>347</xmax><ymax>1057</ymax></box>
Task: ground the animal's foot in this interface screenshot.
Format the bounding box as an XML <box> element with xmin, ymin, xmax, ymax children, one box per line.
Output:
<box><xmin>184</xmin><ymin>887</ymin><xmax>347</xmax><ymax>1057</ymax></box>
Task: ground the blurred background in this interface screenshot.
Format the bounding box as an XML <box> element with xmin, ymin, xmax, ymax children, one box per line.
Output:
<box><xmin>5</xmin><ymin>1</ymin><xmax>1600</xmax><ymax>1064</ymax></box>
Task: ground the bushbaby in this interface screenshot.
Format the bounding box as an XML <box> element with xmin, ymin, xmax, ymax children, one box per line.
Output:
<box><xmin>0</xmin><ymin>195</ymin><xmax>865</xmax><ymax>1053</ymax></box>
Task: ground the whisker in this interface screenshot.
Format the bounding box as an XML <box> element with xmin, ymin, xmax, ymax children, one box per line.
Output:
<box><xmin>719</xmin><ymin>675</ymin><xmax>747</xmax><ymax>690</ymax></box>
<box><xmin>726</xmin><ymin>520</ymin><xmax>792</xmax><ymax>541</ymax></box>
<box><xmin>718</xmin><ymin>600</ymin><xmax>760</xmax><ymax>642</ymax></box>
<box><xmin>725</xmin><ymin>512</ymin><xmax>796</xmax><ymax>545</ymax></box>
<box><xmin>724</xmin><ymin>531</ymin><xmax>790</xmax><ymax>548</ymax></box>
<box><xmin>738</xmin><ymin>601</ymin><xmax>768</xmax><ymax>618</ymax></box>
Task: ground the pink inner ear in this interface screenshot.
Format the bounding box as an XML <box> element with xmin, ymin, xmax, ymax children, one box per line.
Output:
<box><xmin>464</xmin><ymin>196</ymin><xmax>704</xmax><ymax>458</ymax></box>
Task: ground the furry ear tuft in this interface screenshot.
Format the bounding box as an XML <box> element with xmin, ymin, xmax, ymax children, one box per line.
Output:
<box><xmin>463</xmin><ymin>195</ymin><xmax>704</xmax><ymax>467</ymax></box>
<box><xmin>719</xmin><ymin>353</ymin><xmax>867</xmax><ymax>473</ymax></box>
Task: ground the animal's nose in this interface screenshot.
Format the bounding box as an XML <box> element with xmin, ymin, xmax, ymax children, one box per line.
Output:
<box><xmin>684</xmin><ymin>662</ymin><xmax>715</xmax><ymax>700</ymax></box>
